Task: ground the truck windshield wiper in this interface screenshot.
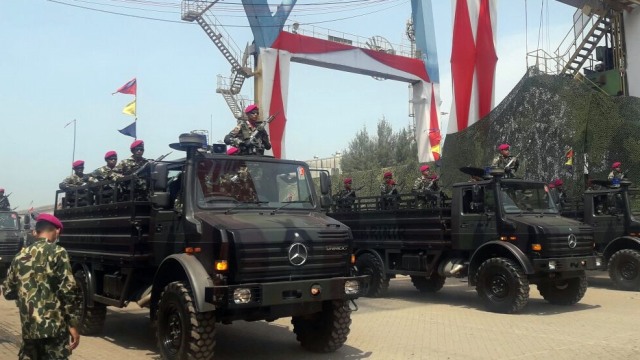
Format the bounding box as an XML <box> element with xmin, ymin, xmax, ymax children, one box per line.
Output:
<box><xmin>270</xmin><ymin>200</ymin><xmax>308</xmax><ymax>215</ymax></box>
<box><xmin>224</xmin><ymin>200</ymin><xmax>268</xmax><ymax>214</ymax></box>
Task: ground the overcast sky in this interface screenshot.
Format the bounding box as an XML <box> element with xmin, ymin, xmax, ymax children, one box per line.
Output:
<box><xmin>0</xmin><ymin>0</ymin><xmax>576</xmax><ymax>209</ymax></box>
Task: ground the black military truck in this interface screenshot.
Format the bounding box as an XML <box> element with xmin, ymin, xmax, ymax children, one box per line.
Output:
<box><xmin>559</xmin><ymin>180</ymin><xmax>640</xmax><ymax>290</ymax></box>
<box><xmin>0</xmin><ymin>211</ymin><xmax>23</xmax><ymax>280</ymax></box>
<box><xmin>327</xmin><ymin>168</ymin><xmax>601</xmax><ymax>313</ymax></box>
<box><xmin>54</xmin><ymin>133</ymin><xmax>367</xmax><ymax>359</ymax></box>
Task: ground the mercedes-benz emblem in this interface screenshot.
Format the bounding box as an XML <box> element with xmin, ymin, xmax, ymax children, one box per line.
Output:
<box><xmin>567</xmin><ymin>234</ymin><xmax>577</xmax><ymax>249</ymax></box>
<box><xmin>288</xmin><ymin>243</ymin><xmax>308</xmax><ymax>266</ymax></box>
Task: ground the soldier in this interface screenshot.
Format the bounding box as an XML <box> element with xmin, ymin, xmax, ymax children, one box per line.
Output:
<box><xmin>412</xmin><ymin>165</ymin><xmax>440</xmax><ymax>208</ymax></box>
<box><xmin>380</xmin><ymin>171</ymin><xmax>400</xmax><ymax>209</ymax></box>
<box><xmin>224</xmin><ymin>104</ymin><xmax>272</xmax><ymax>156</ymax></box>
<box><xmin>2</xmin><ymin>213</ymin><xmax>80</xmax><ymax>359</ymax></box>
<box><xmin>334</xmin><ymin>178</ymin><xmax>357</xmax><ymax>211</ymax></box>
<box><xmin>91</xmin><ymin>150</ymin><xmax>123</xmax><ymax>182</ymax></box>
<box><xmin>0</xmin><ymin>188</ymin><xmax>10</xmax><ymax>210</ymax></box>
<box><xmin>116</xmin><ymin>140</ymin><xmax>149</xmax><ymax>175</ymax></box>
<box><xmin>220</xmin><ymin>165</ymin><xmax>257</xmax><ymax>202</ymax></box>
<box><xmin>492</xmin><ymin>143</ymin><xmax>519</xmax><ymax>178</ymax></box>
<box><xmin>59</xmin><ymin>160</ymin><xmax>92</xmax><ymax>207</ymax></box>
<box><xmin>549</xmin><ymin>178</ymin><xmax>566</xmax><ymax>211</ymax></box>
<box><xmin>608</xmin><ymin>161</ymin><xmax>625</xmax><ymax>186</ymax></box>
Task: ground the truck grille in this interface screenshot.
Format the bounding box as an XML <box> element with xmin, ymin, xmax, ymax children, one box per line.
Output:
<box><xmin>0</xmin><ymin>242</ymin><xmax>21</xmax><ymax>256</ymax></box>
<box><xmin>542</xmin><ymin>230</ymin><xmax>593</xmax><ymax>257</ymax></box>
<box><xmin>233</xmin><ymin>230</ymin><xmax>351</xmax><ymax>283</ymax></box>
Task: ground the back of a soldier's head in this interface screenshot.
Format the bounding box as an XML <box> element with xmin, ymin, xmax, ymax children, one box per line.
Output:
<box><xmin>35</xmin><ymin>221</ymin><xmax>57</xmax><ymax>234</ymax></box>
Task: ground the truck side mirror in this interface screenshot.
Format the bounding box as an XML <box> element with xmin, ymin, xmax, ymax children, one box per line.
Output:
<box><xmin>320</xmin><ymin>194</ymin><xmax>332</xmax><ymax>210</ymax></box>
<box><xmin>152</xmin><ymin>163</ymin><xmax>169</xmax><ymax>191</ymax></box>
<box><xmin>23</xmin><ymin>215</ymin><xmax>30</xmax><ymax>225</ymax></box>
<box><xmin>320</xmin><ymin>172</ymin><xmax>331</xmax><ymax>196</ymax></box>
<box><xmin>24</xmin><ymin>224</ymin><xmax>30</xmax><ymax>230</ymax></box>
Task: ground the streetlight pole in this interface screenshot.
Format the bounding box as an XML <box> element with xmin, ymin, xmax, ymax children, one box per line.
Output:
<box><xmin>64</xmin><ymin>119</ymin><xmax>77</xmax><ymax>175</ymax></box>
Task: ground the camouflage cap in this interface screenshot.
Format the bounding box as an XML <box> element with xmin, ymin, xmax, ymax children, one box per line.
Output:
<box><xmin>36</xmin><ymin>213</ymin><xmax>63</xmax><ymax>230</ymax></box>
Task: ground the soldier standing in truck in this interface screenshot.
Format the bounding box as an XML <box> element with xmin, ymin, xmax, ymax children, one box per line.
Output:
<box><xmin>0</xmin><ymin>188</ymin><xmax>10</xmax><ymax>210</ymax></box>
<box><xmin>492</xmin><ymin>143</ymin><xmax>519</xmax><ymax>178</ymax></box>
<box><xmin>412</xmin><ymin>165</ymin><xmax>440</xmax><ymax>208</ymax></box>
<box><xmin>224</xmin><ymin>104</ymin><xmax>272</xmax><ymax>156</ymax></box>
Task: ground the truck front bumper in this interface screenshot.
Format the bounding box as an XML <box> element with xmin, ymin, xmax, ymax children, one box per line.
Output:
<box><xmin>532</xmin><ymin>255</ymin><xmax>602</xmax><ymax>272</ymax></box>
<box><xmin>206</xmin><ymin>275</ymin><xmax>369</xmax><ymax>309</ymax></box>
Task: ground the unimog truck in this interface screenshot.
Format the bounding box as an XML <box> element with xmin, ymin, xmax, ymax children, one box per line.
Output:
<box><xmin>560</xmin><ymin>180</ymin><xmax>640</xmax><ymax>290</ymax></box>
<box><xmin>54</xmin><ymin>133</ymin><xmax>367</xmax><ymax>359</ymax></box>
<box><xmin>0</xmin><ymin>211</ymin><xmax>22</xmax><ymax>280</ymax></box>
<box><xmin>327</xmin><ymin>168</ymin><xmax>601</xmax><ymax>314</ymax></box>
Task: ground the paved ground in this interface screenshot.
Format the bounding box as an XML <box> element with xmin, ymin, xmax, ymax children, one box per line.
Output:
<box><xmin>2</xmin><ymin>272</ymin><xmax>640</xmax><ymax>359</ymax></box>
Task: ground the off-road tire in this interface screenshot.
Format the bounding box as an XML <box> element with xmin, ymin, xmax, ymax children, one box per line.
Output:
<box><xmin>538</xmin><ymin>271</ymin><xmax>587</xmax><ymax>305</ymax></box>
<box><xmin>608</xmin><ymin>249</ymin><xmax>640</xmax><ymax>291</ymax></box>
<box><xmin>291</xmin><ymin>300</ymin><xmax>352</xmax><ymax>353</ymax></box>
<box><xmin>355</xmin><ymin>253</ymin><xmax>389</xmax><ymax>297</ymax></box>
<box><xmin>475</xmin><ymin>257</ymin><xmax>529</xmax><ymax>314</ymax></box>
<box><xmin>74</xmin><ymin>270</ymin><xmax>107</xmax><ymax>335</ymax></box>
<box><xmin>156</xmin><ymin>282</ymin><xmax>215</xmax><ymax>360</ymax></box>
<box><xmin>410</xmin><ymin>273</ymin><xmax>446</xmax><ymax>293</ymax></box>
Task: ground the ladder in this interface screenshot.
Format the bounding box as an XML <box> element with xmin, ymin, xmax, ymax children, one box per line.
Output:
<box><xmin>561</xmin><ymin>14</ymin><xmax>611</xmax><ymax>76</ymax></box>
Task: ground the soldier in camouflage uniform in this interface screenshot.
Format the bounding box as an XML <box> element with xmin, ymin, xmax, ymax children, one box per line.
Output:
<box><xmin>492</xmin><ymin>143</ymin><xmax>519</xmax><ymax>178</ymax></box>
<box><xmin>115</xmin><ymin>140</ymin><xmax>150</xmax><ymax>201</ymax></box>
<box><xmin>90</xmin><ymin>151</ymin><xmax>123</xmax><ymax>203</ymax></box>
<box><xmin>608</xmin><ymin>161</ymin><xmax>625</xmax><ymax>187</ymax></box>
<box><xmin>59</xmin><ymin>160</ymin><xmax>92</xmax><ymax>207</ymax></box>
<box><xmin>412</xmin><ymin>165</ymin><xmax>440</xmax><ymax>208</ymax></box>
<box><xmin>380</xmin><ymin>171</ymin><xmax>399</xmax><ymax>210</ymax></box>
<box><xmin>2</xmin><ymin>213</ymin><xmax>80</xmax><ymax>359</ymax></box>
<box><xmin>334</xmin><ymin>178</ymin><xmax>357</xmax><ymax>211</ymax></box>
<box><xmin>0</xmin><ymin>188</ymin><xmax>10</xmax><ymax>210</ymax></box>
<box><xmin>224</xmin><ymin>104</ymin><xmax>272</xmax><ymax>156</ymax></box>
<box><xmin>219</xmin><ymin>165</ymin><xmax>257</xmax><ymax>202</ymax></box>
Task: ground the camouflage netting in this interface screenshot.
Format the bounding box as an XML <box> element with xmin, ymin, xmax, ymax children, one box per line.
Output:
<box><xmin>438</xmin><ymin>68</ymin><xmax>640</xmax><ymax>198</ymax></box>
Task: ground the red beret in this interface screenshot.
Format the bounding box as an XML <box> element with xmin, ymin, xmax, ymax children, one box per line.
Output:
<box><xmin>0</xmin><ymin>188</ymin><xmax>4</xmax><ymax>192</ymax></box>
<box><xmin>420</xmin><ymin>165</ymin><xmax>430</xmax><ymax>172</ymax></box>
<box><xmin>389</xmin><ymin>180</ymin><xmax>397</xmax><ymax>185</ymax></box>
<box><xmin>383</xmin><ymin>171</ymin><xmax>393</xmax><ymax>178</ymax></box>
<box><xmin>36</xmin><ymin>213</ymin><xmax>63</xmax><ymax>230</ymax></box>
<box><xmin>244</xmin><ymin>104</ymin><xmax>258</xmax><ymax>114</ymax></box>
<box><xmin>104</xmin><ymin>150</ymin><xmax>117</xmax><ymax>159</ymax></box>
<box><xmin>498</xmin><ymin>144</ymin><xmax>510</xmax><ymax>151</ymax></box>
<box><xmin>72</xmin><ymin>160</ymin><xmax>85</xmax><ymax>168</ymax></box>
<box><xmin>343</xmin><ymin>178</ymin><xmax>353</xmax><ymax>184</ymax></box>
<box><xmin>554</xmin><ymin>179</ymin><xmax>564</xmax><ymax>187</ymax></box>
<box><xmin>612</xmin><ymin>161</ymin><xmax>622</xmax><ymax>169</ymax></box>
<box><xmin>130</xmin><ymin>139</ymin><xmax>144</xmax><ymax>149</ymax></box>
<box><xmin>226</xmin><ymin>146</ymin><xmax>239</xmax><ymax>155</ymax></box>
<box><xmin>548</xmin><ymin>183</ymin><xmax>556</xmax><ymax>189</ymax></box>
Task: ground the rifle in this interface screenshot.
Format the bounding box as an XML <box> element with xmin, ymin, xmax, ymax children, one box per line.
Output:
<box><xmin>339</xmin><ymin>186</ymin><xmax>364</xmax><ymax>199</ymax></box>
<box><xmin>505</xmin><ymin>154</ymin><xmax>519</xmax><ymax>169</ymax></box>
<box><xmin>249</xmin><ymin>112</ymin><xmax>280</xmax><ymax>147</ymax></box>
<box><xmin>155</xmin><ymin>151</ymin><xmax>173</xmax><ymax>162</ymax></box>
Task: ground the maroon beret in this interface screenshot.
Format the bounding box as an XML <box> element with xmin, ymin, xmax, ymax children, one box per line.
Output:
<box><xmin>36</xmin><ymin>213</ymin><xmax>63</xmax><ymax>230</ymax></box>
<box><xmin>130</xmin><ymin>139</ymin><xmax>144</xmax><ymax>149</ymax></box>
<box><xmin>498</xmin><ymin>144</ymin><xmax>510</xmax><ymax>151</ymax></box>
<box><xmin>72</xmin><ymin>160</ymin><xmax>85</xmax><ymax>168</ymax></box>
<box><xmin>104</xmin><ymin>150</ymin><xmax>117</xmax><ymax>159</ymax></box>
<box><xmin>420</xmin><ymin>165</ymin><xmax>430</xmax><ymax>172</ymax></box>
<box><xmin>554</xmin><ymin>179</ymin><xmax>564</xmax><ymax>187</ymax></box>
<box><xmin>383</xmin><ymin>171</ymin><xmax>393</xmax><ymax>178</ymax></box>
<box><xmin>343</xmin><ymin>178</ymin><xmax>353</xmax><ymax>185</ymax></box>
<box><xmin>612</xmin><ymin>161</ymin><xmax>622</xmax><ymax>169</ymax></box>
<box><xmin>226</xmin><ymin>146</ymin><xmax>239</xmax><ymax>155</ymax></box>
<box><xmin>244</xmin><ymin>104</ymin><xmax>258</xmax><ymax>113</ymax></box>
<box><xmin>0</xmin><ymin>188</ymin><xmax>4</xmax><ymax>192</ymax></box>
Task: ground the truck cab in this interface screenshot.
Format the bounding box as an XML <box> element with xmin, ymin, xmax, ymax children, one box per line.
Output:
<box><xmin>0</xmin><ymin>211</ymin><xmax>22</xmax><ymax>280</ymax></box>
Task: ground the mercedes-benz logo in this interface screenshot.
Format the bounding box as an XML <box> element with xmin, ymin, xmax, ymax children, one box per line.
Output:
<box><xmin>567</xmin><ymin>234</ymin><xmax>577</xmax><ymax>249</ymax></box>
<box><xmin>288</xmin><ymin>243</ymin><xmax>308</xmax><ymax>266</ymax></box>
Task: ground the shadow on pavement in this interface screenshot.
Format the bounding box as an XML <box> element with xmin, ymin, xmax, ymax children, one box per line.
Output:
<box><xmin>94</xmin><ymin>309</ymin><xmax>371</xmax><ymax>360</ymax></box>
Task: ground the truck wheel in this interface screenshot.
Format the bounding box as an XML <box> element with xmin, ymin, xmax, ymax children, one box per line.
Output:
<box><xmin>291</xmin><ymin>300</ymin><xmax>352</xmax><ymax>353</ymax></box>
<box><xmin>355</xmin><ymin>253</ymin><xmax>389</xmax><ymax>297</ymax></box>
<box><xmin>410</xmin><ymin>273</ymin><xmax>446</xmax><ymax>293</ymax></box>
<box><xmin>74</xmin><ymin>270</ymin><xmax>107</xmax><ymax>335</ymax></box>
<box><xmin>537</xmin><ymin>272</ymin><xmax>587</xmax><ymax>305</ymax></box>
<box><xmin>156</xmin><ymin>282</ymin><xmax>215</xmax><ymax>360</ymax></box>
<box><xmin>608</xmin><ymin>249</ymin><xmax>640</xmax><ymax>291</ymax></box>
<box><xmin>475</xmin><ymin>258</ymin><xmax>529</xmax><ymax>314</ymax></box>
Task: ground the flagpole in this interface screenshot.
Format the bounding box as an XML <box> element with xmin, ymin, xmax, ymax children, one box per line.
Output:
<box><xmin>64</xmin><ymin>119</ymin><xmax>77</xmax><ymax>175</ymax></box>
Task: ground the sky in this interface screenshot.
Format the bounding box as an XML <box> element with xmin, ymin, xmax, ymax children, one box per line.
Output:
<box><xmin>0</xmin><ymin>0</ymin><xmax>577</xmax><ymax>209</ymax></box>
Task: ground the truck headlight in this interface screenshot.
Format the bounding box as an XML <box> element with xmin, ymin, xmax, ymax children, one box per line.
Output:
<box><xmin>548</xmin><ymin>261</ymin><xmax>556</xmax><ymax>270</ymax></box>
<box><xmin>233</xmin><ymin>288</ymin><xmax>252</xmax><ymax>304</ymax></box>
<box><xmin>344</xmin><ymin>280</ymin><xmax>360</xmax><ymax>295</ymax></box>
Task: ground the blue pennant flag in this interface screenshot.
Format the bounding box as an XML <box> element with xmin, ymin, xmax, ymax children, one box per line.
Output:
<box><xmin>118</xmin><ymin>121</ymin><xmax>136</xmax><ymax>139</ymax></box>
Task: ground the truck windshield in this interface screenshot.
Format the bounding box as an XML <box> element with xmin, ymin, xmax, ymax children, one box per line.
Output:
<box><xmin>195</xmin><ymin>158</ymin><xmax>315</xmax><ymax>210</ymax></box>
<box><xmin>0</xmin><ymin>212</ymin><xmax>19</xmax><ymax>229</ymax></box>
<box><xmin>499</xmin><ymin>182</ymin><xmax>558</xmax><ymax>214</ymax></box>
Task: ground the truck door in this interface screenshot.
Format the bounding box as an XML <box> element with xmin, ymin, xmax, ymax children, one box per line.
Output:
<box><xmin>590</xmin><ymin>193</ymin><xmax>625</xmax><ymax>248</ymax></box>
<box><xmin>452</xmin><ymin>185</ymin><xmax>498</xmax><ymax>250</ymax></box>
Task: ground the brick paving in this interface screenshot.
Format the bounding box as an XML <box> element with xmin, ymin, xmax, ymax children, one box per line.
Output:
<box><xmin>1</xmin><ymin>272</ymin><xmax>639</xmax><ymax>359</ymax></box>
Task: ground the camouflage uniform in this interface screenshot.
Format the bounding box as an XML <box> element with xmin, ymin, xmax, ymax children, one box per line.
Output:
<box><xmin>2</xmin><ymin>238</ymin><xmax>80</xmax><ymax>360</ymax></box>
<box><xmin>380</xmin><ymin>180</ymin><xmax>399</xmax><ymax>210</ymax></box>
<box><xmin>412</xmin><ymin>176</ymin><xmax>439</xmax><ymax>208</ymax></box>
<box><xmin>0</xmin><ymin>194</ymin><xmax>10</xmax><ymax>210</ymax></box>
<box><xmin>492</xmin><ymin>155</ymin><xmax>519</xmax><ymax>178</ymax></box>
<box><xmin>115</xmin><ymin>157</ymin><xmax>149</xmax><ymax>201</ymax></box>
<box><xmin>334</xmin><ymin>188</ymin><xmax>356</xmax><ymax>211</ymax></box>
<box><xmin>219</xmin><ymin>170</ymin><xmax>257</xmax><ymax>202</ymax></box>
<box><xmin>59</xmin><ymin>173</ymin><xmax>92</xmax><ymax>207</ymax></box>
<box><xmin>608</xmin><ymin>170</ymin><xmax>624</xmax><ymax>182</ymax></box>
<box><xmin>91</xmin><ymin>165</ymin><xmax>123</xmax><ymax>182</ymax></box>
<box><xmin>224</xmin><ymin>121</ymin><xmax>272</xmax><ymax>156</ymax></box>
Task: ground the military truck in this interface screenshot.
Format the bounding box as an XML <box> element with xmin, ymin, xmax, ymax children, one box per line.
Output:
<box><xmin>559</xmin><ymin>180</ymin><xmax>640</xmax><ymax>290</ymax></box>
<box><xmin>0</xmin><ymin>211</ymin><xmax>23</xmax><ymax>280</ymax></box>
<box><xmin>327</xmin><ymin>168</ymin><xmax>601</xmax><ymax>313</ymax></box>
<box><xmin>54</xmin><ymin>133</ymin><xmax>367</xmax><ymax>359</ymax></box>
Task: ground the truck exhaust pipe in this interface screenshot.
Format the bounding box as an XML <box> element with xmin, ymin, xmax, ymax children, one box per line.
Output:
<box><xmin>438</xmin><ymin>258</ymin><xmax>467</xmax><ymax>277</ymax></box>
<box><xmin>137</xmin><ymin>286</ymin><xmax>153</xmax><ymax>308</ymax></box>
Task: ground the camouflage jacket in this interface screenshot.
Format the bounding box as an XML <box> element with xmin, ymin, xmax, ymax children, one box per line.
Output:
<box><xmin>115</xmin><ymin>156</ymin><xmax>149</xmax><ymax>176</ymax></box>
<box><xmin>224</xmin><ymin>121</ymin><xmax>272</xmax><ymax>155</ymax></box>
<box><xmin>0</xmin><ymin>195</ymin><xmax>10</xmax><ymax>210</ymax></box>
<box><xmin>608</xmin><ymin>171</ymin><xmax>624</xmax><ymax>181</ymax></box>
<box><xmin>91</xmin><ymin>165</ymin><xmax>123</xmax><ymax>182</ymax></box>
<box><xmin>2</xmin><ymin>238</ymin><xmax>80</xmax><ymax>339</ymax></box>
<box><xmin>492</xmin><ymin>155</ymin><xmax>519</xmax><ymax>176</ymax></box>
<box><xmin>59</xmin><ymin>173</ymin><xmax>91</xmax><ymax>191</ymax></box>
<box><xmin>412</xmin><ymin>176</ymin><xmax>439</xmax><ymax>193</ymax></box>
<box><xmin>380</xmin><ymin>181</ymin><xmax>396</xmax><ymax>195</ymax></box>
